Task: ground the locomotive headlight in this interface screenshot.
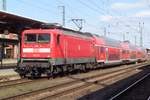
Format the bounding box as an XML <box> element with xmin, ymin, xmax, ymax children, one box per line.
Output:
<box><xmin>47</xmin><ymin>55</ymin><xmax>50</xmax><ymax>57</ymax></box>
<box><xmin>23</xmin><ymin>54</ymin><xmax>26</xmax><ymax>57</ymax></box>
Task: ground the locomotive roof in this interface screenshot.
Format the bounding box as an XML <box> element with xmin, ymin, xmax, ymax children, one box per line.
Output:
<box><xmin>62</xmin><ymin>29</ymin><xmax>93</xmax><ymax>38</ymax></box>
<box><xmin>41</xmin><ymin>23</ymin><xmax>93</xmax><ymax>37</ymax></box>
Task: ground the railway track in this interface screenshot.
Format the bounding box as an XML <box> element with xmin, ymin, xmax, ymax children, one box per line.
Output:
<box><xmin>0</xmin><ymin>75</ymin><xmax>19</xmax><ymax>82</ymax></box>
<box><xmin>0</xmin><ymin>79</ymin><xmax>33</xmax><ymax>89</ymax></box>
<box><xmin>148</xmin><ymin>96</ymin><xmax>150</xmax><ymax>100</ymax></box>
<box><xmin>2</xmin><ymin>62</ymin><xmax>148</xmax><ymax>100</ymax></box>
<box><xmin>110</xmin><ymin>72</ymin><xmax>150</xmax><ymax>100</ymax></box>
<box><xmin>39</xmin><ymin>64</ymin><xmax>147</xmax><ymax>100</ymax></box>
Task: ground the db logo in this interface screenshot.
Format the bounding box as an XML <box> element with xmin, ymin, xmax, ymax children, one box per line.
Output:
<box><xmin>33</xmin><ymin>48</ymin><xmax>39</xmax><ymax>52</ymax></box>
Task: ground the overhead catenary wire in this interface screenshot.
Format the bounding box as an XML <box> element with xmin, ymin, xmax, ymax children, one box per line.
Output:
<box><xmin>55</xmin><ymin>0</ymin><xmax>141</xmax><ymax>39</ymax></box>
<box><xmin>86</xmin><ymin>0</ymin><xmax>106</xmax><ymax>14</ymax></box>
<box><xmin>77</xmin><ymin>0</ymin><xmax>105</xmax><ymax>15</ymax></box>
<box><xmin>54</xmin><ymin>0</ymin><xmax>104</xmax><ymax>33</ymax></box>
<box><xmin>76</xmin><ymin>0</ymin><xmax>141</xmax><ymax>34</ymax></box>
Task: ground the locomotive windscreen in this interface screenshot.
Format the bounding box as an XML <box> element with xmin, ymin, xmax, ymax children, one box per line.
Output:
<box><xmin>24</xmin><ymin>33</ymin><xmax>50</xmax><ymax>43</ymax></box>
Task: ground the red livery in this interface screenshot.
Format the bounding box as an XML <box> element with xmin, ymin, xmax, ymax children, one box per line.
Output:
<box><xmin>16</xmin><ymin>26</ymin><xmax>147</xmax><ymax>78</ymax></box>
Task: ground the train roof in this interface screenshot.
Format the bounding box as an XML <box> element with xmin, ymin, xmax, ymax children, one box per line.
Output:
<box><xmin>93</xmin><ymin>35</ymin><xmax>105</xmax><ymax>45</ymax></box>
<box><xmin>128</xmin><ymin>44</ymin><xmax>146</xmax><ymax>51</ymax></box>
<box><xmin>94</xmin><ymin>34</ymin><xmax>121</xmax><ymax>48</ymax></box>
<box><xmin>103</xmin><ymin>37</ymin><xmax>121</xmax><ymax>48</ymax></box>
<box><xmin>129</xmin><ymin>45</ymin><xmax>138</xmax><ymax>50</ymax></box>
<box><xmin>41</xmin><ymin>23</ymin><xmax>93</xmax><ymax>37</ymax></box>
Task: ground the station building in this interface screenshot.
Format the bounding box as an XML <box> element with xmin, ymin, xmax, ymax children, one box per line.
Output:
<box><xmin>0</xmin><ymin>32</ymin><xmax>18</xmax><ymax>59</ymax></box>
<box><xmin>0</xmin><ymin>11</ymin><xmax>44</xmax><ymax>67</ymax></box>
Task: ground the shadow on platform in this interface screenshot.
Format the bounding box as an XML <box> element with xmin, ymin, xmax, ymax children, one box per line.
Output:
<box><xmin>77</xmin><ymin>64</ymin><xmax>150</xmax><ymax>100</ymax></box>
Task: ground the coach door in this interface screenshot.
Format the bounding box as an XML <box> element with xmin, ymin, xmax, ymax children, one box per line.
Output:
<box><xmin>96</xmin><ymin>46</ymin><xmax>101</xmax><ymax>61</ymax></box>
<box><xmin>100</xmin><ymin>47</ymin><xmax>106</xmax><ymax>62</ymax></box>
<box><xmin>106</xmin><ymin>47</ymin><xmax>109</xmax><ymax>62</ymax></box>
<box><xmin>96</xmin><ymin>46</ymin><xmax>106</xmax><ymax>62</ymax></box>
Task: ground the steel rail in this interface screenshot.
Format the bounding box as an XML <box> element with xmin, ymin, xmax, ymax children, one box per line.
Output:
<box><xmin>0</xmin><ymin>79</ymin><xmax>33</xmax><ymax>89</ymax></box>
<box><xmin>109</xmin><ymin>73</ymin><xmax>150</xmax><ymax>100</ymax></box>
<box><xmin>147</xmin><ymin>96</ymin><xmax>150</xmax><ymax>100</ymax></box>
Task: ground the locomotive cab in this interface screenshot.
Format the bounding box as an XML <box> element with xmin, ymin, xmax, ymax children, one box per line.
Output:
<box><xmin>17</xmin><ymin>29</ymin><xmax>55</xmax><ymax>78</ymax></box>
<box><xmin>22</xmin><ymin>32</ymin><xmax>51</xmax><ymax>58</ymax></box>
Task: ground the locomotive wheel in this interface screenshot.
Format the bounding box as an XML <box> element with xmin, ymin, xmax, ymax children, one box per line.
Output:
<box><xmin>19</xmin><ymin>73</ymin><xmax>26</xmax><ymax>78</ymax></box>
<box><xmin>46</xmin><ymin>69</ymin><xmax>52</xmax><ymax>79</ymax></box>
<box><xmin>30</xmin><ymin>72</ymin><xmax>36</xmax><ymax>79</ymax></box>
<box><xmin>67</xmin><ymin>65</ymin><xmax>74</xmax><ymax>74</ymax></box>
<box><xmin>66</xmin><ymin>66</ymin><xmax>70</xmax><ymax>74</ymax></box>
<box><xmin>59</xmin><ymin>67</ymin><xmax>64</xmax><ymax>77</ymax></box>
<box><xmin>82</xmin><ymin>64</ymin><xmax>87</xmax><ymax>73</ymax></box>
<box><xmin>30</xmin><ymin>72</ymin><xmax>41</xmax><ymax>79</ymax></box>
<box><xmin>37</xmin><ymin>73</ymin><xmax>41</xmax><ymax>78</ymax></box>
<box><xmin>30</xmin><ymin>67</ymin><xmax>41</xmax><ymax>79</ymax></box>
<box><xmin>52</xmin><ymin>67</ymin><xmax>58</xmax><ymax>78</ymax></box>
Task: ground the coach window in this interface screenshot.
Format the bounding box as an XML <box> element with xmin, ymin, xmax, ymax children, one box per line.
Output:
<box><xmin>138</xmin><ymin>52</ymin><xmax>141</xmax><ymax>55</ymax></box>
<box><xmin>100</xmin><ymin>47</ymin><xmax>105</xmax><ymax>53</ymax></box>
<box><xmin>126</xmin><ymin>50</ymin><xmax>129</xmax><ymax>54</ymax></box>
<box><xmin>122</xmin><ymin>50</ymin><xmax>126</xmax><ymax>54</ymax></box>
<box><xmin>57</xmin><ymin>34</ymin><xmax>60</xmax><ymax>45</ymax></box>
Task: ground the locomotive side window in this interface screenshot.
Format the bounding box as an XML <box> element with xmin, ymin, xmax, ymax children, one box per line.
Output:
<box><xmin>24</xmin><ymin>34</ymin><xmax>36</xmax><ymax>42</ymax></box>
<box><xmin>38</xmin><ymin>34</ymin><xmax>50</xmax><ymax>43</ymax></box>
<box><xmin>57</xmin><ymin>34</ymin><xmax>60</xmax><ymax>44</ymax></box>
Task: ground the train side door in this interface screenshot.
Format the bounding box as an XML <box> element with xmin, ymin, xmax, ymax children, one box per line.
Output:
<box><xmin>96</xmin><ymin>46</ymin><xmax>106</xmax><ymax>62</ymax></box>
<box><xmin>106</xmin><ymin>47</ymin><xmax>108</xmax><ymax>62</ymax></box>
<box><xmin>96</xmin><ymin>46</ymin><xmax>101</xmax><ymax>61</ymax></box>
<box><xmin>100</xmin><ymin>47</ymin><xmax>106</xmax><ymax>62</ymax></box>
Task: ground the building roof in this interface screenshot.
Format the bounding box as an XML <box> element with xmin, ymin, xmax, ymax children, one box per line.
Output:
<box><xmin>0</xmin><ymin>11</ymin><xmax>45</xmax><ymax>34</ymax></box>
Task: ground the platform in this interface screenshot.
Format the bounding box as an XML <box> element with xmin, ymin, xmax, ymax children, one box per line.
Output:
<box><xmin>0</xmin><ymin>68</ymin><xmax>18</xmax><ymax>77</ymax></box>
<box><xmin>0</xmin><ymin>59</ymin><xmax>17</xmax><ymax>69</ymax></box>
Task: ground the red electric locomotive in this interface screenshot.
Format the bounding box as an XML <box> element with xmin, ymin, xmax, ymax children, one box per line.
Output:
<box><xmin>17</xmin><ymin>26</ymin><xmax>95</xmax><ymax>78</ymax></box>
<box><xmin>16</xmin><ymin>25</ymin><xmax>147</xmax><ymax>78</ymax></box>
